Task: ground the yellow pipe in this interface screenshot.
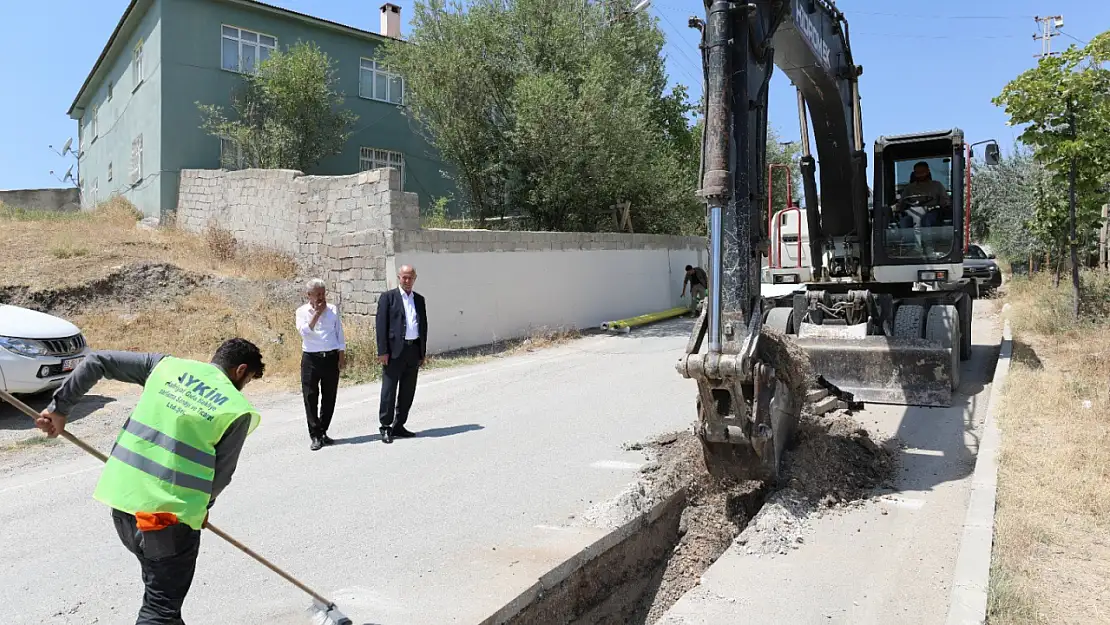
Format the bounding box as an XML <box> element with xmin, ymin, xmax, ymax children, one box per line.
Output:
<box><xmin>601</xmin><ymin>307</ymin><xmax>690</xmax><ymax>332</ymax></box>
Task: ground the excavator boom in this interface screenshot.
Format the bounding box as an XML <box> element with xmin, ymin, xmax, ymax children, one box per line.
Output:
<box><xmin>679</xmin><ymin>0</ymin><xmax>976</xmax><ymax>481</ymax></box>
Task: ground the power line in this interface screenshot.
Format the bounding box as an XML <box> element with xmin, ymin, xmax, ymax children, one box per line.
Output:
<box><xmin>652</xmin><ymin>9</ymin><xmax>705</xmax><ymax>88</ymax></box>
<box><xmin>846</xmin><ymin>10</ymin><xmax>1029</xmax><ymax>20</ymax></box>
<box><xmin>1059</xmin><ymin>30</ymin><xmax>1087</xmax><ymax>45</ymax></box>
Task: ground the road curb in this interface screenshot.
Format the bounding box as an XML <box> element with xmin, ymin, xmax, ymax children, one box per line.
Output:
<box><xmin>945</xmin><ymin>309</ymin><xmax>1013</xmax><ymax>625</ymax></box>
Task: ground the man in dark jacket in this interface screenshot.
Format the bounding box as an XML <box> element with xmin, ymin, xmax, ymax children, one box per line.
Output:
<box><xmin>375</xmin><ymin>264</ymin><xmax>428</xmax><ymax>444</ymax></box>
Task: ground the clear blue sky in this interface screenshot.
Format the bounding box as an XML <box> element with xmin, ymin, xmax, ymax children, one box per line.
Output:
<box><xmin>1</xmin><ymin>0</ymin><xmax>1107</xmax><ymax>190</ymax></box>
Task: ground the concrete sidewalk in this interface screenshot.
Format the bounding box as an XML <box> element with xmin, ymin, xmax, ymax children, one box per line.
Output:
<box><xmin>0</xmin><ymin>319</ymin><xmax>698</xmax><ymax>625</ymax></box>
<box><xmin>657</xmin><ymin>301</ymin><xmax>1003</xmax><ymax>625</ymax></box>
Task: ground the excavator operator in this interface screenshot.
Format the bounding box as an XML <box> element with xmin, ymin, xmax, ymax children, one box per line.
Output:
<box><xmin>897</xmin><ymin>161</ymin><xmax>950</xmax><ymax>228</ymax></box>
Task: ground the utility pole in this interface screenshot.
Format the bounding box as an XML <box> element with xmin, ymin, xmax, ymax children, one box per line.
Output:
<box><xmin>1033</xmin><ymin>15</ymin><xmax>1064</xmax><ymax>59</ymax></box>
<box><xmin>1100</xmin><ymin>203</ymin><xmax>1108</xmax><ymax>271</ymax></box>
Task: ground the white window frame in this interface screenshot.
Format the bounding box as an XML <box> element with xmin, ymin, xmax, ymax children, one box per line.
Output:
<box><xmin>132</xmin><ymin>39</ymin><xmax>144</xmax><ymax>89</ymax></box>
<box><xmin>221</xmin><ymin>25</ymin><xmax>277</xmax><ymax>74</ymax></box>
<box><xmin>91</xmin><ymin>177</ymin><xmax>99</xmax><ymax>204</ymax></box>
<box><xmin>358</xmin><ymin>57</ymin><xmax>404</xmax><ymax>105</ymax></box>
<box><xmin>359</xmin><ymin>147</ymin><xmax>406</xmax><ymax>189</ymax></box>
<box><xmin>130</xmin><ymin>134</ymin><xmax>144</xmax><ymax>184</ymax></box>
<box><xmin>91</xmin><ymin>105</ymin><xmax>98</xmax><ymax>141</ymax></box>
<box><xmin>219</xmin><ymin>136</ymin><xmax>249</xmax><ymax>170</ymax></box>
<box><xmin>107</xmin><ymin>162</ymin><xmax>113</xmax><ymax>182</ymax></box>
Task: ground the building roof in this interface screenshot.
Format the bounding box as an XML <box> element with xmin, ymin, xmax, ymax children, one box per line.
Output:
<box><xmin>68</xmin><ymin>0</ymin><xmax>398</xmax><ymax>118</ymax></box>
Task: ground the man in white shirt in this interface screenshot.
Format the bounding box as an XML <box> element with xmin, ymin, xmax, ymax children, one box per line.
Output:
<box><xmin>295</xmin><ymin>279</ymin><xmax>346</xmax><ymax>451</ymax></box>
<box><xmin>375</xmin><ymin>265</ymin><xmax>428</xmax><ymax>444</ymax></box>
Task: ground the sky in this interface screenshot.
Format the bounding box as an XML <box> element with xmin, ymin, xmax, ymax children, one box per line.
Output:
<box><xmin>1</xmin><ymin>0</ymin><xmax>1107</xmax><ymax>191</ymax></box>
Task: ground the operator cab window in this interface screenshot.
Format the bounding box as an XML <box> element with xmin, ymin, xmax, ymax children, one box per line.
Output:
<box><xmin>882</xmin><ymin>154</ymin><xmax>956</xmax><ymax>262</ymax></box>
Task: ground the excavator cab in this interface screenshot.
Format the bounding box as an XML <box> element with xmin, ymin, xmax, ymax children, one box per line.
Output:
<box><xmin>870</xmin><ymin>130</ymin><xmax>966</xmax><ymax>283</ymax></box>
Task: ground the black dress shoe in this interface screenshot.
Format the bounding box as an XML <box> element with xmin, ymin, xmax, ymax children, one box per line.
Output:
<box><xmin>380</xmin><ymin>428</ymin><xmax>393</xmax><ymax>444</ymax></box>
<box><xmin>393</xmin><ymin>426</ymin><xmax>416</xmax><ymax>438</ymax></box>
<box><xmin>321</xmin><ymin>434</ymin><xmax>335</xmax><ymax>446</ymax></box>
<box><xmin>310</xmin><ymin>438</ymin><xmax>323</xmax><ymax>451</ymax></box>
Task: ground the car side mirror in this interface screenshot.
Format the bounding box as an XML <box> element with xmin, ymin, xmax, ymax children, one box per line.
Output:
<box><xmin>984</xmin><ymin>143</ymin><xmax>1001</xmax><ymax>166</ymax></box>
<box><xmin>988</xmin><ymin>253</ymin><xmax>996</xmax><ymax>259</ymax></box>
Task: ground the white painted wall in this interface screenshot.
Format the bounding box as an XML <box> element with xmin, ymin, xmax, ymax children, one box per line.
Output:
<box><xmin>394</xmin><ymin>246</ymin><xmax>705</xmax><ymax>353</ymax></box>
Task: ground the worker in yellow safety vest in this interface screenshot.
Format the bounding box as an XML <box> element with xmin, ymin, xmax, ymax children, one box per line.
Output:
<box><xmin>36</xmin><ymin>338</ymin><xmax>266</xmax><ymax>625</ymax></box>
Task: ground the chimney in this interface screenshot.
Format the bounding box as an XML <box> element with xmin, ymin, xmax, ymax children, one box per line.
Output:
<box><xmin>380</xmin><ymin>3</ymin><xmax>401</xmax><ymax>39</ymax></box>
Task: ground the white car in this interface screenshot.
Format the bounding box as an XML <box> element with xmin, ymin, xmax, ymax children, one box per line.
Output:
<box><xmin>0</xmin><ymin>304</ymin><xmax>91</xmax><ymax>396</ymax></box>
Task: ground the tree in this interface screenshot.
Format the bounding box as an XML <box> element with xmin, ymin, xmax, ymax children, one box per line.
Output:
<box><xmin>993</xmin><ymin>31</ymin><xmax>1110</xmax><ymax>317</ymax></box>
<box><xmin>197</xmin><ymin>41</ymin><xmax>357</xmax><ymax>172</ymax></box>
<box><xmin>379</xmin><ymin>0</ymin><xmax>702</xmax><ymax>234</ymax></box>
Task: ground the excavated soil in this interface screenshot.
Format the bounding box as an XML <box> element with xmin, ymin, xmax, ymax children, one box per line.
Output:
<box><xmin>563</xmin><ymin>401</ymin><xmax>897</xmax><ymax>624</ymax></box>
<box><xmin>0</xmin><ymin>261</ymin><xmax>302</xmax><ymax>317</ymax></box>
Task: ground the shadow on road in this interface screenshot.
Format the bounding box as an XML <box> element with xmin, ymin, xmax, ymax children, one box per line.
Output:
<box><xmin>0</xmin><ymin>392</ymin><xmax>114</xmax><ymax>431</ymax></box>
<box><xmin>333</xmin><ymin>423</ymin><xmax>484</xmax><ymax>446</ymax></box>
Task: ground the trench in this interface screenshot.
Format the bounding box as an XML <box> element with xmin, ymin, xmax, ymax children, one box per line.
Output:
<box><xmin>480</xmin><ymin>481</ymin><xmax>770</xmax><ymax>625</ymax></box>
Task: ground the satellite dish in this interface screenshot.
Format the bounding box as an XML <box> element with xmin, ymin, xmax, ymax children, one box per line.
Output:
<box><xmin>63</xmin><ymin>165</ymin><xmax>74</xmax><ymax>182</ymax></box>
<box><xmin>62</xmin><ymin>137</ymin><xmax>73</xmax><ymax>155</ymax></box>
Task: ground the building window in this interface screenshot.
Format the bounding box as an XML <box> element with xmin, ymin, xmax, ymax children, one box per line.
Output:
<box><xmin>107</xmin><ymin>81</ymin><xmax>113</xmax><ymax>101</ymax></box>
<box><xmin>107</xmin><ymin>162</ymin><xmax>113</xmax><ymax>182</ymax></box>
<box><xmin>133</xmin><ymin>39</ymin><xmax>144</xmax><ymax>88</ymax></box>
<box><xmin>359</xmin><ymin>147</ymin><xmax>405</xmax><ymax>188</ymax></box>
<box><xmin>222</xmin><ymin>26</ymin><xmax>277</xmax><ymax>73</ymax></box>
<box><xmin>130</xmin><ymin>134</ymin><xmax>143</xmax><ymax>184</ymax></box>
<box><xmin>91</xmin><ymin>105</ymin><xmax>98</xmax><ymax>141</ymax></box>
<box><xmin>220</xmin><ymin>137</ymin><xmax>249</xmax><ymax>170</ymax></box>
<box><xmin>91</xmin><ymin>178</ymin><xmax>98</xmax><ymax>204</ymax></box>
<box><xmin>359</xmin><ymin>58</ymin><xmax>404</xmax><ymax>105</ymax></box>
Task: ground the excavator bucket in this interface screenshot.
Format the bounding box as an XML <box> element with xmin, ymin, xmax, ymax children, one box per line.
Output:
<box><xmin>791</xmin><ymin>336</ymin><xmax>956</xmax><ymax>407</ymax></box>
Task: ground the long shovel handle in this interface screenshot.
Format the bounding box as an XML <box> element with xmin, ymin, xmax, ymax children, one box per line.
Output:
<box><xmin>0</xmin><ymin>388</ymin><xmax>338</xmax><ymax>611</ymax></box>
<box><xmin>0</xmin><ymin>389</ymin><xmax>108</xmax><ymax>461</ymax></box>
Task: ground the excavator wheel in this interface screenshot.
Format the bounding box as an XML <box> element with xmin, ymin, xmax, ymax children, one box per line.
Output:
<box><xmin>925</xmin><ymin>304</ymin><xmax>961</xmax><ymax>392</ymax></box>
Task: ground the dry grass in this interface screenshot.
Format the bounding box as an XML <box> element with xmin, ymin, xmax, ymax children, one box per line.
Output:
<box><xmin>2</xmin><ymin>198</ymin><xmax>584</xmax><ymax>390</ymax></box>
<box><xmin>988</xmin><ymin>270</ymin><xmax>1110</xmax><ymax>625</ymax></box>
<box><xmin>0</xmin><ymin>197</ymin><xmax>297</xmax><ymax>289</ymax></box>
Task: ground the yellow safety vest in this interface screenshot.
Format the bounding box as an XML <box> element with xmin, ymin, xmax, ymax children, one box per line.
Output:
<box><xmin>92</xmin><ymin>357</ymin><xmax>260</xmax><ymax>530</ymax></box>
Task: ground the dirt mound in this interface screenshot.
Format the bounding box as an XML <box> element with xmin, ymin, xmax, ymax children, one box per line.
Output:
<box><xmin>0</xmin><ymin>261</ymin><xmax>306</xmax><ymax>318</ymax></box>
<box><xmin>0</xmin><ymin>262</ymin><xmax>209</xmax><ymax>315</ymax></box>
<box><xmin>782</xmin><ymin>411</ymin><xmax>897</xmax><ymax>506</ymax></box>
<box><xmin>576</xmin><ymin>403</ymin><xmax>896</xmax><ymax>622</ymax></box>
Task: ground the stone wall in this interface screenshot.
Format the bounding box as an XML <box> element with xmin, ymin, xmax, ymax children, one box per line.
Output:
<box><xmin>0</xmin><ymin>187</ymin><xmax>80</xmax><ymax>212</ymax></box>
<box><xmin>175</xmin><ymin>166</ymin><xmax>706</xmax><ymax>352</ymax></box>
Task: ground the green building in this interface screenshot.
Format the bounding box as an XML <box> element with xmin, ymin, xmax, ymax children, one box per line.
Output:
<box><xmin>67</xmin><ymin>0</ymin><xmax>453</xmax><ymax>219</ymax></box>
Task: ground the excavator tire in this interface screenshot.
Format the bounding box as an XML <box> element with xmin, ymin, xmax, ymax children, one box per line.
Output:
<box><xmin>925</xmin><ymin>304</ymin><xmax>961</xmax><ymax>392</ymax></box>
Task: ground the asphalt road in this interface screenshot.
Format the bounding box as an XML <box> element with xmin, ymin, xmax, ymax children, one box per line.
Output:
<box><xmin>0</xmin><ymin>319</ymin><xmax>698</xmax><ymax>625</ymax></box>
<box><xmin>657</xmin><ymin>300</ymin><xmax>1003</xmax><ymax>625</ymax></box>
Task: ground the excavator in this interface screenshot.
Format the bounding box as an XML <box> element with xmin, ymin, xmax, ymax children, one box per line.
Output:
<box><xmin>676</xmin><ymin>0</ymin><xmax>999</xmax><ymax>480</ymax></box>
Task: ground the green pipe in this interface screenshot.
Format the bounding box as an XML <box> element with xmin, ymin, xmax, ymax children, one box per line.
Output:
<box><xmin>601</xmin><ymin>306</ymin><xmax>690</xmax><ymax>332</ymax></box>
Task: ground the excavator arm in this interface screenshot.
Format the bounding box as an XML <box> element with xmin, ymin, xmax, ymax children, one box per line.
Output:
<box><xmin>677</xmin><ymin>0</ymin><xmax>868</xmax><ymax>480</ymax></box>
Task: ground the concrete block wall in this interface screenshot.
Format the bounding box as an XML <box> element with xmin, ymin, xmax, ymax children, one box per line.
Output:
<box><xmin>176</xmin><ymin>166</ymin><xmax>706</xmax><ymax>353</ymax></box>
<box><xmin>0</xmin><ymin>188</ymin><xmax>81</xmax><ymax>212</ymax></box>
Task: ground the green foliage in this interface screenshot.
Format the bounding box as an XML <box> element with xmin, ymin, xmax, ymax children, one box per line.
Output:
<box><xmin>380</xmin><ymin>0</ymin><xmax>703</xmax><ymax>234</ymax></box>
<box><xmin>197</xmin><ymin>41</ymin><xmax>358</xmax><ymax>172</ymax></box>
<box><xmin>992</xmin><ymin>32</ymin><xmax>1110</xmax><ymax>248</ymax></box>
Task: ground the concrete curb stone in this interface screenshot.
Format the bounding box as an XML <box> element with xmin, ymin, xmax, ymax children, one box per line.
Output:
<box><xmin>945</xmin><ymin>306</ymin><xmax>1013</xmax><ymax>625</ymax></box>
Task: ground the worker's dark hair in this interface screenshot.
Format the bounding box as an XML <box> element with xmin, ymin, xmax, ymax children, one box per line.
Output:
<box><xmin>211</xmin><ymin>338</ymin><xmax>266</xmax><ymax>379</ymax></box>
<box><xmin>911</xmin><ymin>161</ymin><xmax>932</xmax><ymax>182</ymax></box>
<box><xmin>685</xmin><ymin>265</ymin><xmax>694</xmax><ymax>271</ymax></box>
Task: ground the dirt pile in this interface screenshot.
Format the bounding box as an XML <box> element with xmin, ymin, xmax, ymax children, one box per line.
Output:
<box><xmin>0</xmin><ymin>262</ymin><xmax>209</xmax><ymax>315</ymax></box>
<box><xmin>0</xmin><ymin>261</ymin><xmax>305</xmax><ymax>318</ymax></box>
<box><xmin>575</xmin><ymin>404</ymin><xmax>896</xmax><ymax>623</ymax></box>
<box><xmin>781</xmin><ymin>411</ymin><xmax>897</xmax><ymax>506</ymax></box>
